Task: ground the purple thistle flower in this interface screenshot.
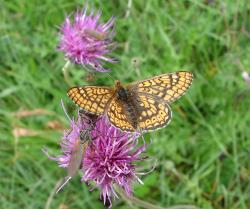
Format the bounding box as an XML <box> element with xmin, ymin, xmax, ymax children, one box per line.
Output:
<box><xmin>58</xmin><ymin>5</ymin><xmax>116</xmax><ymax>72</ymax></box>
<box><xmin>82</xmin><ymin>117</ymin><xmax>146</xmax><ymax>207</ymax></box>
<box><xmin>44</xmin><ymin>105</ymin><xmax>147</xmax><ymax>207</ymax></box>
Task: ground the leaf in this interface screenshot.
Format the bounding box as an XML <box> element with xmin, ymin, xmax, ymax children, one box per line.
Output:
<box><xmin>0</xmin><ymin>86</ymin><xmax>19</xmax><ymax>98</ymax></box>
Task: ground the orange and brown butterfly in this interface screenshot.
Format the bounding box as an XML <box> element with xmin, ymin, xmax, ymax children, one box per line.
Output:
<box><xmin>67</xmin><ymin>71</ymin><xmax>193</xmax><ymax>132</ymax></box>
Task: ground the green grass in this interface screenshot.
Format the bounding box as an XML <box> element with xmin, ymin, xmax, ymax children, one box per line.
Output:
<box><xmin>1</xmin><ymin>0</ymin><xmax>250</xmax><ymax>208</ymax></box>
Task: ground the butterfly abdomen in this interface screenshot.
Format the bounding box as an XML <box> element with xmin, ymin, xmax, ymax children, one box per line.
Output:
<box><xmin>126</xmin><ymin>105</ymin><xmax>139</xmax><ymax>129</ymax></box>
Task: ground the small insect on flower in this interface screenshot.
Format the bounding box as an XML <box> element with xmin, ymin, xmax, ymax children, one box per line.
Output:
<box><xmin>68</xmin><ymin>71</ymin><xmax>193</xmax><ymax>132</ymax></box>
<box><xmin>58</xmin><ymin>5</ymin><xmax>116</xmax><ymax>72</ymax></box>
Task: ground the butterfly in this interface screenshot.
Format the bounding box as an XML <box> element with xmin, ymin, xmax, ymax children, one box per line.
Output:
<box><xmin>67</xmin><ymin>71</ymin><xmax>193</xmax><ymax>132</ymax></box>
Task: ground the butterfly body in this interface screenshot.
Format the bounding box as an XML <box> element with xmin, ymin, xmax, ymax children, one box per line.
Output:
<box><xmin>68</xmin><ymin>71</ymin><xmax>193</xmax><ymax>132</ymax></box>
<box><xmin>115</xmin><ymin>81</ymin><xmax>142</xmax><ymax>129</ymax></box>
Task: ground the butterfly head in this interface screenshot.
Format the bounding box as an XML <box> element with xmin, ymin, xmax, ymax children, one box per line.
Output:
<box><xmin>115</xmin><ymin>80</ymin><xmax>122</xmax><ymax>88</ymax></box>
<box><xmin>114</xmin><ymin>80</ymin><xmax>127</xmax><ymax>100</ymax></box>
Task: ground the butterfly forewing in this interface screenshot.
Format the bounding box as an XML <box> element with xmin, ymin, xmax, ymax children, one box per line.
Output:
<box><xmin>130</xmin><ymin>71</ymin><xmax>193</xmax><ymax>103</ymax></box>
<box><xmin>67</xmin><ymin>86</ymin><xmax>114</xmax><ymax>115</ymax></box>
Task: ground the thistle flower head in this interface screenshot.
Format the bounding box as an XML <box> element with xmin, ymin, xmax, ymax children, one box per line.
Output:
<box><xmin>82</xmin><ymin>117</ymin><xmax>146</xmax><ymax>207</ymax></box>
<box><xmin>45</xmin><ymin>106</ymin><xmax>146</xmax><ymax>207</ymax></box>
<box><xmin>58</xmin><ymin>6</ymin><xmax>116</xmax><ymax>72</ymax></box>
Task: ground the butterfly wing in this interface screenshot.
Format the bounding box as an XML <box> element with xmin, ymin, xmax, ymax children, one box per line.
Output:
<box><xmin>67</xmin><ymin>86</ymin><xmax>114</xmax><ymax>115</ymax></box>
<box><xmin>107</xmin><ymin>94</ymin><xmax>171</xmax><ymax>132</ymax></box>
<box><xmin>137</xmin><ymin>95</ymin><xmax>172</xmax><ymax>131</ymax></box>
<box><xmin>129</xmin><ymin>71</ymin><xmax>193</xmax><ymax>103</ymax></box>
<box><xmin>107</xmin><ymin>98</ymin><xmax>135</xmax><ymax>132</ymax></box>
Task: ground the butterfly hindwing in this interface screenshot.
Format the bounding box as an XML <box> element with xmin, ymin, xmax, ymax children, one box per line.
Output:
<box><xmin>107</xmin><ymin>98</ymin><xmax>134</xmax><ymax>132</ymax></box>
<box><xmin>137</xmin><ymin>95</ymin><xmax>172</xmax><ymax>131</ymax></box>
<box><xmin>107</xmin><ymin>95</ymin><xmax>172</xmax><ymax>132</ymax></box>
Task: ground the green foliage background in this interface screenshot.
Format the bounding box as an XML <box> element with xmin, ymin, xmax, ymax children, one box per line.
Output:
<box><xmin>1</xmin><ymin>0</ymin><xmax>250</xmax><ymax>208</ymax></box>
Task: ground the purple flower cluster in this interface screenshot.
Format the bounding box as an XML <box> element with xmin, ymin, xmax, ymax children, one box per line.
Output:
<box><xmin>58</xmin><ymin>6</ymin><xmax>115</xmax><ymax>72</ymax></box>
<box><xmin>49</xmin><ymin>109</ymin><xmax>145</xmax><ymax>206</ymax></box>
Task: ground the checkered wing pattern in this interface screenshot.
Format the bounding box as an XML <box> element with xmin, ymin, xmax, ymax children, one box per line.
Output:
<box><xmin>106</xmin><ymin>94</ymin><xmax>172</xmax><ymax>132</ymax></box>
<box><xmin>130</xmin><ymin>71</ymin><xmax>193</xmax><ymax>103</ymax></box>
<box><xmin>67</xmin><ymin>87</ymin><xmax>114</xmax><ymax>115</ymax></box>
<box><xmin>68</xmin><ymin>71</ymin><xmax>193</xmax><ymax>132</ymax></box>
<box><xmin>137</xmin><ymin>95</ymin><xmax>172</xmax><ymax>131</ymax></box>
<box><xmin>107</xmin><ymin>98</ymin><xmax>134</xmax><ymax>132</ymax></box>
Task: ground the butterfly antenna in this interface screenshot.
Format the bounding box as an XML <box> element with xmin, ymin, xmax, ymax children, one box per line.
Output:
<box><xmin>136</xmin><ymin>159</ymin><xmax>157</xmax><ymax>175</ymax></box>
<box><xmin>106</xmin><ymin>72</ymin><xmax>115</xmax><ymax>82</ymax></box>
<box><xmin>61</xmin><ymin>99</ymin><xmax>71</xmax><ymax>122</ymax></box>
<box><xmin>41</xmin><ymin>147</ymin><xmax>58</xmax><ymax>161</ymax></box>
<box><xmin>55</xmin><ymin>176</ymin><xmax>72</xmax><ymax>194</ymax></box>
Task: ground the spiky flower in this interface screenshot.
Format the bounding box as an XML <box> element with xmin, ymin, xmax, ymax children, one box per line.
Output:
<box><xmin>45</xmin><ymin>106</ymin><xmax>146</xmax><ymax>207</ymax></box>
<box><xmin>58</xmin><ymin>6</ymin><xmax>116</xmax><ymax>72</ymax></box>
<box><xmin>82</xmin><ymin>117</ymin><xmax>146</xmax><ymax>207</ymax></box>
